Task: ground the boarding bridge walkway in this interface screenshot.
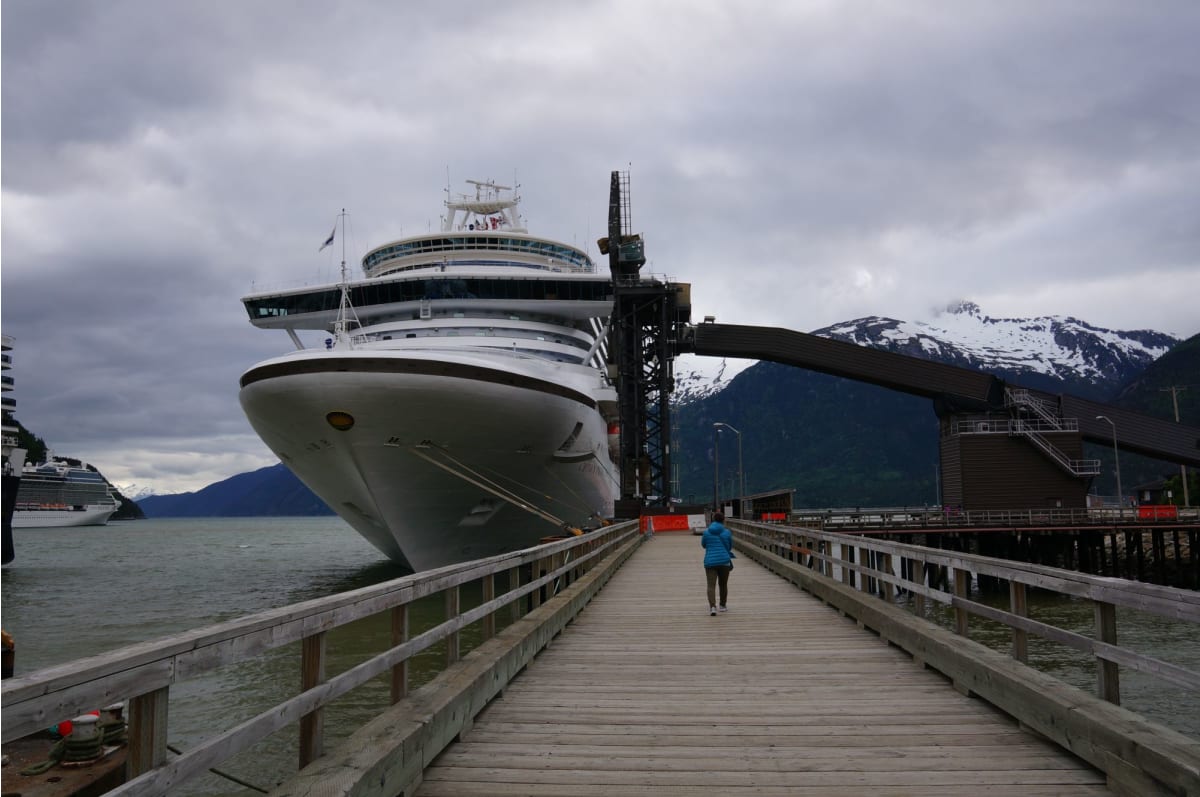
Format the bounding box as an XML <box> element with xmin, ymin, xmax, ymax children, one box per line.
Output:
<box><xmin>413</xmin><ymin>532</ymin><xmax>1113</xmax><ymax>796</ymax></box>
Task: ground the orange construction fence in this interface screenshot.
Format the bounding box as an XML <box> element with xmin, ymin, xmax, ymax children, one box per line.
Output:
<box><xmin>1137</xmin><ymin>505</ymin><xmax>1179</xmax><ymax>520</ymax></box>
<box><xmin>640</xmin><ymin>514</ymin><xmax>708</xmax><ymax>533</ymax></box>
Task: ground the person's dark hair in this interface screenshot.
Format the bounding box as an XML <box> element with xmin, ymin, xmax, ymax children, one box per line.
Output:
<box><xmin>713</xmin><ymin>512</ymin><xmax>724</xmax><ymax>522</ymax></box>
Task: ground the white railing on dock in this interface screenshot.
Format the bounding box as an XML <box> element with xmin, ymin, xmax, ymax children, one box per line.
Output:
<box><xmin>731</xmin><ymin>519</ymin><xmax>1200</xmax><ymax>796</ymax></box>
<box><xmin>0</xmin><ymin>522</ymin><xmax>642</xmax><ymax>796</ymax></box>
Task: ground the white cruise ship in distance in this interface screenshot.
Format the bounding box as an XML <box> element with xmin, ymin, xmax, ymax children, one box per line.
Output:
<box><xmin>238</xmin><ymin>180</ymin><xmax>619</xmax><ymax>572</ymax></box>
<box><xmin>13</xmin><ymin>460</ymin><xmax>122</xmax><ymax>528</ymax></box>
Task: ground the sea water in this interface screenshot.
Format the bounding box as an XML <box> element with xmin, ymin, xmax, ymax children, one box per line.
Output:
<box><xmin>1</xmin><ymin>517</ymin><xmax>431</xmax><ymax>795</ymax></box>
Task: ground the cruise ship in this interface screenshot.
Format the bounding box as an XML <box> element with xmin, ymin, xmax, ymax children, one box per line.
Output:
<box><xmin>13</xmin><ymin>460</ymin><xmax>122</xmax><ymax>528</ymax></box>
<box><xmin>239</xmin><ymin>180</ymin><xmax>619</xmax><ymax>571</ymax></box>
<box><xmin>3</xmin><ymin>334</ymin><xmax>21</xmax><ymax>561</ymax></box>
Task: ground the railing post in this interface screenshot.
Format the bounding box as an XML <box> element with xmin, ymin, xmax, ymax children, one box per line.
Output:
<box><xmin>860</xmin><ymin>546</ymin><xmax>872</xmax><ymax>594</ymax></box>
<box><xmin>563</xmin><ymin>548</ymin><xmax>574</xmax><ymax>587</ymax></box>
<box><xmin>1009</xmin><ymin>581</ymin><xmax>1028</xmax><ymax>663</ymax></box>
<box><xmin>530</xmin><ymin>557</ymin><xmax>543</xmax><ymax>610</ymax></box>
<box><xmin>551</xmin><ymin>550</ymin><xmax>563</xmax><ymax>596</ymax></box>
<box><xmin>881</xmin><ymin>552</ymin><xmax>894</xmax><ymax>601</ymax></box>
<box><xmin>126</xmin><ymin>686</ymin><xmax>169</xmax><ymax>779</ymax></box>
<box><xmin>1095</xmin><ymin>600</ymin><xmax>1120</xmax><ymax>704</ymax></box>
<box><xmin>482</xmin><ymin>573</ymin><xmax>496</xmax><ymax>640</ymax></box>
<box><xmin>509</xmin><ymin>564</ymin><xmax>523</xmax><ymax>622</ymax></box>
<box><xmin>391</xmin><ymin>604</ymin><xmax>408</xmax><ymax>703</ymax></box>
<box><xmin>913</xmin><ymin>556</ymin><xmax>926</xmax><ymax>616</ymax></box>
<box><xmin>299</xmin><ymin>631</ymin><xmax>326</xmax><ymax>767</ymax></box>
<box><xmin>954</xmin><ymin>568</ymin><xmax>970</xmax><ymax>637</ymax></box>
<box><xmin>446</xmin><ymin>586</ymin><xmax>460</xmax><ymax>665</ymax></box>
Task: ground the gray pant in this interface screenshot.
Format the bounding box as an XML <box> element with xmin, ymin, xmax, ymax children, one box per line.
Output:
<box><xmin>705</xmin><ymin>565</ymin><xmax>732</xmax><ymax>607</ymax></box>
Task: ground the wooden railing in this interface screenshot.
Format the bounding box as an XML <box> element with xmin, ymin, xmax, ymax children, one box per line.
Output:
<box><xmin>787</xmin><ymin>505</ymin><xmax>1199</xmax><ymax>530</ymax></box>
<box><xmin>731</xmin><ymin>519</ymin><xmax>1200</xmax><ymax>796</ymax></box>
<box><xmin>1</xmin><ymin>521</ymin><xmax>642</xmax><ymax>796</ymax></box>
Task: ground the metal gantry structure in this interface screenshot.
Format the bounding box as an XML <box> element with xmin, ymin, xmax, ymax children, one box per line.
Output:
<box><xmin>601</xmin><ymin>171</ymin><xmax>690</xmax><ymax>517</ymax></box>
<box><xmin>600</xmin><ymin>174</ymin><xmax>1198</xmax><ymax>518</ymax></box>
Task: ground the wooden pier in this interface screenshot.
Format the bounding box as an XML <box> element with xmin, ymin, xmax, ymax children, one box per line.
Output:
<box><xmin>4</xmin><ymin>520</ymin><xmax>1198</xmax><ymax>797</ymax></box>
<box><xmin>787</xmin><ymin>506</ymin><xmax>1200</xmax><ymax>588</ymax></box>
<box><xmin>414</xmin><ymin>532</ymin><xmax>1111</xmax><ymax>796</ymax></box>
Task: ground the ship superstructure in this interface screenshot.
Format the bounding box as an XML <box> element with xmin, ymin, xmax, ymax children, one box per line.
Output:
<box><xmin>239</xmin><ymin>180</ymin><xmax>618</xmax><ymax>571</ymax></box>
<box><xmin>13</xmin><ymin>460</ymin><xmax>121</xmax><ymax>528</ymax></box>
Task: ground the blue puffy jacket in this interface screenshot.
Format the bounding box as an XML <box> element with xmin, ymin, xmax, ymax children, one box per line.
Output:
<box><xmin>701</xmin><ymin>522</ymin><xmax>734</xmax><ymax>567</ymax></box>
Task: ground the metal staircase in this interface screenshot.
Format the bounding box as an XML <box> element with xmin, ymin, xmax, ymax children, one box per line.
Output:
<box><xmin>1003</xmin><ymin>388</ymin><xmax>1100</xmax><ymax>477</ymax></box>
<box><xmin>1006</xmin><ymin>388</ymin><xmax>1062</xmax><ymax>428</ymax></box>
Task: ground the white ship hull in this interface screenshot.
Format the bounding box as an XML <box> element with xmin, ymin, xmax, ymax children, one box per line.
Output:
<box><xmin>13</xmin><ymin>505</ymin><xmax>118</xmax><ymax>528</ymax></box>
<box><xmin>240</xmin><ymin>349</ymin><xmax>617</xmax><ymax>571</ymax></box>
<box><xmin>240</xmin><ymin>179</ymin><xmax>621</xmax><ymax>571</ymax></box>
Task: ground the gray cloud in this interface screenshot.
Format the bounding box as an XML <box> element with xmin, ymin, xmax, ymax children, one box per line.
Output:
<box><xmin>3</xmin><ymin>0</ymin><xmax>1198</xmax><ymax>492</ymax></box>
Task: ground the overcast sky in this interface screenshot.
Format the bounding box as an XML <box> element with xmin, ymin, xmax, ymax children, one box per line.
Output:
<box><xmin>3</xmin><ymin>1</ymin><xmax>1199</xmax><ymax>495</ymax></box>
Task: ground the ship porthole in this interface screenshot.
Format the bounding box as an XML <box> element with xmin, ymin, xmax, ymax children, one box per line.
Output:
<box><xmin>326</xmin><ymin>411</ymin><xmax>355</xmax><ymax>431</ymax></box>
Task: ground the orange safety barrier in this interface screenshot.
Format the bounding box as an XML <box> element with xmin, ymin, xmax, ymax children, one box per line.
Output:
<box><xmin>1137</xmin><ymin>505</ymin><xmax>1178</xmax><ymax>520</ymax></box>
<box><xmin>641</xmin><ymin>514</ymin><xmax>694</xmax><ymax>533</ymax></box>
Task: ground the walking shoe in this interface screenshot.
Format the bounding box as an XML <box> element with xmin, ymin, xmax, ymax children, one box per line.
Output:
<box><xmin>719</xmin><ymin>606</ymin><xmax>728</xmax><ymax>612</ymax></box>
<box><xmin>709</xmin><ymin>606</ymin><xmax>717</xmax><ymax>616</ymax></box>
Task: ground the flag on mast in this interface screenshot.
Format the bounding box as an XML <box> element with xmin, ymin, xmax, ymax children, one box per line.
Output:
<box><xmin>319</xmin><ymin>223</ymin><xmax>337</xmax><ymax>251</ymax></box>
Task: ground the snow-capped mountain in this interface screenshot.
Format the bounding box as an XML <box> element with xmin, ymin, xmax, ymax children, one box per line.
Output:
<box><xmin>673</xmin><ymin>355</ymin><xmax>756</xmax><ymax>405</ymax></box>
<box><xmin>815</xmin><ymin>301</ymin><xmax>1177</xmax><ymax>392</ymax></box>
<box><xmin>116</xmin><ymin>483</ymin><xmax>159</xmax><ymax>501</ymax></box>
<box><xmin>672</xmin><ymin>302</ymin><xmax>1177</xmax><ymax>404</ymax></box>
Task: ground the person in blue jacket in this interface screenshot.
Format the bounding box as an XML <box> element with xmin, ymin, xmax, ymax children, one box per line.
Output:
<box><xmin>701</xmin><ymin>512</ymin><xmax>734</xmax><ymax>615</ymax></box>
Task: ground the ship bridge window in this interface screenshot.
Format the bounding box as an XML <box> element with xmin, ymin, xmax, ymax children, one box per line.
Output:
<box><xmin>363</xmin><ymin>236</ymin><xmax>594</xmax><ymax>273</ymax></box>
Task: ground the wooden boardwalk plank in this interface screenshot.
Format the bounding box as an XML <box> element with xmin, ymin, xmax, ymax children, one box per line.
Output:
<box><xmin>415</xmin><ymin>533</ymin><xmax>1111</xmax><ymax>795</ymax></box>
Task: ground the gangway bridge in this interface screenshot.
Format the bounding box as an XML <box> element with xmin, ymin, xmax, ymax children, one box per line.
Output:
<box><xmin>4</xmin><ymin>523</ymin><xmax>1198</xmax><ymax>796</ymax></box>
<box><xmin>599</xmin><ymin>168</ymin><xmax>1199</xmax><ymax>516</ymax></box>
<box><xmin>681</xmin><ymin>322</ymin><xmax>1199</xmax><ymax>467</ymax></box>
<box><xmin>674</xmin><ymin>322</ymin><xmax>1200</xmax><ymax>513</ymax></box>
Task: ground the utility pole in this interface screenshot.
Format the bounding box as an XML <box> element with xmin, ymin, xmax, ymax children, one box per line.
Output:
<box><xmin>1161</xmin><ymin>386</ymin><xmax>1190</xmax><ymax>506</ymax></box>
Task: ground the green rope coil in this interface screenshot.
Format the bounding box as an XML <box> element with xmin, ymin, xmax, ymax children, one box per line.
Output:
<box><xmin>101</xmin><ymin>719</ymin><xmax>127</xmax><ymax>746</ymax></box>
<box><xmin>18</xmin><ymin>719</ymin><xmax>126</xmax><ymax>776</ymax></box>
<box><xmin>19</xmin><ymin>738</ymin><xmax>66</xmax><ymax>776</ymax></box>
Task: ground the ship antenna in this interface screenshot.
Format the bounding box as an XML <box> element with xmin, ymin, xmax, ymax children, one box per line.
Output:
<box><xmin>332</xmin><ymin>209</ymin><xmax>359</xmax><ymax>348</ymax></box>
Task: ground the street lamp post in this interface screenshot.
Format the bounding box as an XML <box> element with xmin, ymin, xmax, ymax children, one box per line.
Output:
<box><xmin>1162</xmin><ymin>386</ymin><xmax>1190</xmax><ymax>507</ymax></box>
<box><xmin>1096</xmin><ymin>415</ymin><xmax>1123</xmax><ymax>514</ymax></box>
<box><xmin>712</xmin><ymin>425</ymin><xmax>719</xmax><ymax>512</ymax></box>
<box><xmin>714</xmin><ymin>423</ymin><xmax>744</xmax><ymax>518</ymax></box>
